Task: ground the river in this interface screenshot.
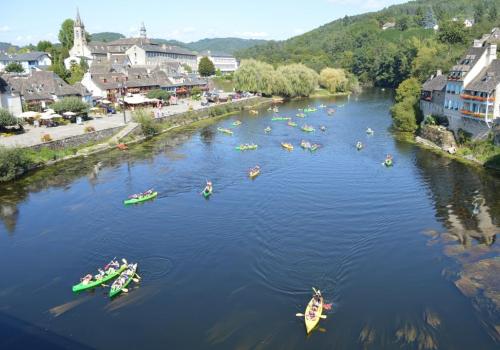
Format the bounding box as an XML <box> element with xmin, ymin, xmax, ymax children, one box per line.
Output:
<box><xmin>0</xmin><ymin>89</ymin><xmax>498</xmax><ymax>349</ymax></box>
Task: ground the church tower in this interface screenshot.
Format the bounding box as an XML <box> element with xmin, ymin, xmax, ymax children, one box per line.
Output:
<box><xmin>73</xmin><ymin>8</ymin><xmax>86</xmax><ymax>56</ymax></box>
<box><xmin>140</xmin><ymin>22</ymin><xmax>147</xmax><ymax>39</ymax></box>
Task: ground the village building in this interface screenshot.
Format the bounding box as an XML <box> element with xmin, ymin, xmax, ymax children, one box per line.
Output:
<box><xmin>381</xmin><ymin>22</ymin><xmax>395</xmax><ymax>30</ymax></box>
<box><xmin>197</xmin><ymin>51</ymin><xmax>238</xmax><ymax>74</ymax></box>
<box><xmin>3</xmin><ymin>70</ymin><xmax>91</xmax><ymax>110</ymax></box>
<box><xmin>0</xmin><ymin>76</ymin><xmax>22</xmax><ymax>116</ymax></box>
<box><xmin>0</xmin><ymin>51</ymin><xmax>52</xmax><ymax>72</ymax></box>
<box><xmin>420</xmin><ymin>70</ymin><xmax>446</xmax><ymax>118</ymax></box>
<box><xmin>65</xmin><ymin>10</ymin><xmax>198</xmax><ymax>72</ymax></box>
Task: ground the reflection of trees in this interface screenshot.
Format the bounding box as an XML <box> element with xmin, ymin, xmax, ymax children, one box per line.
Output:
<box><xmin>200</xmin><ymin>127</ymin><xmax>215</xmax><ymax>145</ymax></box>
<box><xmin>0</xmin><ymin>127</ymin><xmax>198</xmax><ymax>234</ymax></box>
<box><xmin>413</xmin><ymin>150</ymin><xmax>499</xmax><ymax>246</ymax></box>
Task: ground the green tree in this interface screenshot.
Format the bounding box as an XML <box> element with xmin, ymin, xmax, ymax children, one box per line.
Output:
<box><xmin>52</xmin><ymin>97</ymin><xmax>89</xmax><ymax>114</ymax></box>
<box><xmin>132</xmin><ymin>109</ymin><xmax>159</xmax><ymax>136</ymax></box>
<box><xmin>58</xmin><ymin>19</ymin><xmax>74</xmax><ymax>50</ymax></box>
<box><xmin>395</xmin><ymin>77</ymin><xmax>421</xmax><ymax>102</ymax></box>
<box><xmin>411</xmin><ymin>43</ymin><xmax>445</xmax><ymax>82</ymax></box>
<box><xmin>182</xmin><ymin>64</ymin><xmax>192</xmax><ymax>73</ymax></box>
<box><xmin>489</xmin><ymin>3</ymin><xmax>498</xmax><ymax>21</ymax></box>
<box><xmin>49</xmin><ymin>62</ymin><xmax>69</xmax><ymax>80</ymax></box>
<box><xmin>437</xmin><ymin>21</ymin><xmax>467</xmax><ymax>45</ymax></box>
<box><xmin>276</xmin><ymin>64</ymin><xmax>318</xmax><ymax>97</ymax></box>
<box><xmin>198</xmin><ymin>56</ymin><xmax>216</xmax><ymax>77</ymax></box>
<box><xmin>36</xmin><ymin>40</ymin><xmax>53</xmax><ymax>52</ymax></box>
<box><xmin>0</xmin><ymin>147</ymin><xmax>33</xmax><ymax>182</ymax></box>
<box><xmin>391</xmin><ymin>98</ymin><xmax>418</xmax><ymax>132</ymax></box>
<box><xmin>319</xmin><ymin>68</ymin><xmax>349</xmax><ymax>93</ymax></box>
<box><xmin>474</xmin><ymin>2</ymin><xmax>484</xmax><ymax>23</ymax></box>
<box><xmin>0</xmin><ymin>108</ymin><xmax>20</xmax><ymax>128</ymax></box>
<box><xmin>4</xmin><ymin>62</ymin><xmax>24</xmax><ymax>73</ymax></box>
<box><xmin>146</xmin><ymin>89</ymin><xmax>171</xmax><ymax>100</ymax></box>
<box><xmin>67</xmin><ymin>62</ymin><xmax>85</xmax><ymax>84</ymax></box>
<box><xmin>397</xmin><ymin>16</ymin><xmax>410</xmax><ymax>31</ymax></box>
<box><xmin>79</xmin><ymin>57</ymin><xmax>89</xmax><ymax>72</ymax></box>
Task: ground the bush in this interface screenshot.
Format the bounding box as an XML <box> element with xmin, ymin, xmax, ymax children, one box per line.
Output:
<box><xmin>457</xmin><ymin>128</ymin><xmax>472</xmax><ymax>145</ymax></box>
<box><xmin>0</xmin><ymin>147</ymin><xmax>34</xmax><ymax>182</ymax></box>
<box><xmin>132</xmin><ymin>109</ymin><xmax>159</xmax><ymax>136</ymax></box>
<box><xmin>146</xmin><ymin>89</ymin><xmax>171</xmax><ymax>101</ymax></box>
<box><xmin>198</xmin><ymin>56</ymin><xmax>216</xmax><ymax>77</ymax></box>
<box><xmin>424</xmin><ymin>115</ymin><xmax>436</xmax><ymax>125</ymax></box>
<box><xmin>5</xmin><ymin>62</ymin><xmax>24</xmax><ymax>73</ymax></box>
<box><xmin>395</xmin><ymin>77</ymin><xmax>421</xmax><ymax>102</ymax></box>
<box><xmin>0</xmin><ymin>108</ymin><xmax>20</xmax><ymax>128</ymax></box>
<box><xmin>391</xmin><ymin>97</ymin><xmax>418</xmax><ymax>132</ymax></box>
<box><xmin>41</xmin><ymin>134</ymin><xmax>52</xmax><ymax>142</ymax></box>
<box><xmin>84</xmin><ymin>125</ymin><xmax>96</xmax><ymax>133</ymax></box>
<box><xmin>319</xmin><ymin>68</ymin><xmax>349</xmax><ymax>93</ymax></box>
<box><xmin>52</xmin><ymin>97</ymin><xmax>89</xmax><ymax>115</ymax></box>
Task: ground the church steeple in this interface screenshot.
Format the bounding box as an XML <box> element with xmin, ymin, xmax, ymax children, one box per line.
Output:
<box><xmin>140</xmin><ymin>22</ymin><xmax>147</xmax><ymax>39</ymax></box>
<box><xmin>75</xmin><ymin>7</ymin><xmax>84</xmax><ymax>28</ymax></box>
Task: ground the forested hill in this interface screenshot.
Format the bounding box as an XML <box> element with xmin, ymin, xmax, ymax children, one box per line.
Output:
<box><xmin>236</xmin><ymin>0</ymin><xmax>500</xmax><ymax>87</ymax></box>
<box><xmin>91</xmin><ymin>34</ymin><xmax>266</xmax><ymax>54</ymax></box>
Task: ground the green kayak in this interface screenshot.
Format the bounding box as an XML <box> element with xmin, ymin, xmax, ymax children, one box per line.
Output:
<box><xmin>310</xmin><ymin>144</ymin><xmax>320</xmax><ymax>152</ymax></box>
<box><xmin>124</xmin><ymin>191</ymin><xmax>157</xmax><ymax>205</ymax></box>
<box><xmin>304</xmin><ymin>108</ymin><xmax>317</xmax><ymax>113</ymax></box>
<box><xmin>72</xmin><ymin>263</ymin><xmax>127</xmax><ymax>293</ymax></box>
<box><xmin>384</xmin><ymin>159</ymin><xmax>393</xmax><ymax>167</ymax></box>
<box><xmin>202</xmin><ymin>187</ymin><xmax>212</xmax><ymax>198</ymax></box>
<box><xmin>271</xmin><ymin>117</ymin><xmax>290</xmax><ymax>121</ymax></box>
<box><xmin>301</xmin><ymin>126</ymin><xmax>315</xmax><ymax>132</ymax></box>
<box><xmin>109</xmin><ymin>263</ymin><xmax>138</xmax><ymax>298</ymax></box>
<box><xmin>235</xmin><ymin>144</ymin><xmax>258</xmax><ymax>151</ymax></box>
<box><xmin>217</xmin><ymin>127</ymin><xmax>233</xmax><ymax>135</ymax></box>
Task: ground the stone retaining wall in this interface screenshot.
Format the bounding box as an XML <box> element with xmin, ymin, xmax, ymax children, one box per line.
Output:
<box><xmin>447</xmin><ymin>115</ymin><xmax>492</xmax><ymax>140</ymax></box>
<box><xmin>28</xmin><ymin>126</ymin><xmax>124</xmax><ymax>151</ymax></box>
<box><xmin>419</xmin><ymin>125</ymin><xmax>457</xmax><ymax>152</ymax></box>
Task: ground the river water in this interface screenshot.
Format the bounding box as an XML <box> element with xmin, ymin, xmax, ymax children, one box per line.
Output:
<box><xmin>0</xmin><ymin>89</ymin><xmax>498</xmax><ymax>349</ymax></box>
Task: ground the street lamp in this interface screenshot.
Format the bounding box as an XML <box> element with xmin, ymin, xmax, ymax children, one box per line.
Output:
<box><xmin>118</xmin><ymin>81</ymin><xmax>127</xmax><ymax>124</ymax></box>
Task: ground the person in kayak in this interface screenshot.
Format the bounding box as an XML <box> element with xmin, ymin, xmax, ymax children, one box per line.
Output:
<box><xmin>81</xmin><ymin>274</ymin><xmax>93</xmax><ymax>285</ymax></box>
<box><xmin>205</xmin><ymin>181</ymin><xmax>213</xmax><ymax>193</ymax></box>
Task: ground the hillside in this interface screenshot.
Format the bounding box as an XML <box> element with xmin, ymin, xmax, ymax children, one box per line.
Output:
<box><xmin>0</xmin><ymin>42</ymin><xmax>19</xmax><ymax>52</ymax></box>
<box><xmin>186</xmin><ymin>38</ymin><xmax>267</xmax><ymax>54</ymax></box>
<box><xmin>90</xmin><ymin>32</ymin><xmax>125</xmax><ymax>42</ymax></box>
<box><xmin>237</xmin><ymin>0</ymin><xmax>500</xmax><ymax>87</ymax></box>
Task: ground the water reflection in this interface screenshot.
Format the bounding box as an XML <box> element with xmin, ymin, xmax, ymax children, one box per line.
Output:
<box><xmin>415</xmin><ymin>150</ymin><xmax>500</xmax><ymax>342</ymax></box>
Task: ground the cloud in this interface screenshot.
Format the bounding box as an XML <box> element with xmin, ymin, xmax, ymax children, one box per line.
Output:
<box><xmin>235</xmin><ymin>31</ymin><xmax>269</xmax><ymax>38</ymax></box>
<box><xmin>0</xmin><ymin>25</ymin><xmax>11</xmax><ymax>32</ymax></box>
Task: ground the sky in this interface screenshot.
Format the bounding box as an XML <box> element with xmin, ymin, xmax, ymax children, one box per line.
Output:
<box><xmin>0</xmin><ymin>0</ymin><xmax>407</xmax><ymax>45</ymax></box>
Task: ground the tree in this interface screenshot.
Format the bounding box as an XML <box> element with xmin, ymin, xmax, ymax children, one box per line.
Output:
<box><xmin>198</xmin><ymin>56</ymin><xmax>215</xmax><ymax>77</ymax></box>
<box><xmin>4</xmin><ymin>62</ymin><xmax>24</xmax><ymax>73</ymax></box>
<box><xmin>395</xmin><ymin>77</ymin><xmax>421</xmax><ymax>103</ymax></box>
<box><xmin>0</xmin><ymin>108</ymin><xmax>20</xmax><ymax>128</ymax></box>
<box><xmin>36</xmin><ymin>40</ymin><xmax>53</xmax><ymax>52</ymax></box>
<box><xmin>182</xmin><ymin>64</ymin><xmax>192</xmax><ymax>73</ymax></box>
<box><xmin>437</xmin><ymin>21</ymin><xmax>467</xmax><ymax>45</ymax></box>
<box><xmin>67</xmin><ymin>62</ymin><xmax>85</xmax><ymax>84</ymax></box>
<box><xmin>276</xmin><ymin>64</ymin><xmax>318</xmax><ymax>97</ymax></box>
<box><xmin>49</xmin><ymin>62</ymin><xmax>69</xmax><ymax>80</ymax></box>
<box><xmin>319</xmin><ymin>68</ymin><xmax>349</xmax><ymax>93</ymax></box>
<box><xmin>52</xmin><ymin>97</ymin><xmax>89</xmax><ymax>114</ymax></box>
<box><xmin>391</xmin><ymin>98</ymin><xmax>418</xmax><ymax>132</ymax></box>
<box><xmin>79</xmin><ymin>57</ymin><xmax>89</xmax><ymax>72</ymax></box>
<box><xmin>474</xmin><ymin>2</ymin><xmax>484</xmax><ymax>23</ymax></box>
<box><xmin>146</xmin><ymin>89</ymin><xmax>171</xmax><ymax>101</ymax></box>
<box><xmin>411</xmin><ymin>44</ymin><xmax>443</xmax><ymax>82</ymax></box>
<box><xmin>397</xmin><ymin>16</ymin><xmax>410</xmax><ymax>31</ymax></box>
<box><xmin>58</xmin><ymin>19</ymin><xmax>74</xmax><ymax>50</ymax></box>
<box><xmin>489</xmin><ymin>3</ymin><xmax>498</xmax><ymax>22</ymax></box>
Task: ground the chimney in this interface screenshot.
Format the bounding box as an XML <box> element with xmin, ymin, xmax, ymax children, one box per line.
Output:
<box><xmin>473</xmin><ymin>39</ymin><xmax>482</xmax><ymax>48</ymax></box>
<box><xmin>436</xmin><ymin>69</ymin><xmax>442</xmax><ymax>76</ymax></box>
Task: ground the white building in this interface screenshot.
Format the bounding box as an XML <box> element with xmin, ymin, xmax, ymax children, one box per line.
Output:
<box><xmin>0</xmin><ymin>52</ymin><xmax>51</xmax><ymax>72</ymax></box>
<box><xmin>197</xmin><ymin>51</ymin><xmax>238</xmax><ymax>74</ymax></box>
<box><xmin>0</xmin><ymin>76</ymin><xmax>22</xmax><ymax>116</ymax></box>
<box><xmin>126</xmin><ymin>44</ymin><xmax>198</xmax><ymax>72</ymax></box>
<box><xmin>464</xmin><ymin>19</ymin><xmax>475</xmax><ymax>28</ymax></box>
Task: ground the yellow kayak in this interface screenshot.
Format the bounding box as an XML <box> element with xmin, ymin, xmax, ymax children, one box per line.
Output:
<box><xmin>281</xmin><ymin>142</ymin><xmax>294</xmax><ymax>151</ymax></box>
<box><xmin>304</xmin><ymin>295</ymin><xmax>323</xmax><ymax>334</ymax></box>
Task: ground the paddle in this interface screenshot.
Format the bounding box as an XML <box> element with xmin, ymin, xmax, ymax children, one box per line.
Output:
<box><xmin>134</xmin><ymin>273</ymin><xmax>142</xmax><ymax>279</ymax></box>
<box><xmin>121</xmin><ymin>288</ymin><xmax>128</xmax><ymax>293</ymax></box>
<box><xmin>122</xmin><ymin>258</ymin><xmax>128</xmax><ymax>265</ymax></box>
<box><xmin>132</xmin><ymin>278</ymin><xmax>140</xmax><ymax>283</ymax></box>
<box><xmin>295</xmin><ymin>313</ymin><xmax>327</xmax><ymax>319</ymax></box>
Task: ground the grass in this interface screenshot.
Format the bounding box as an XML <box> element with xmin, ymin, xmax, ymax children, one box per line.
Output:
<box><xmin>309</xmin><ymin>88</ymin><xmax>350</xmax><ymax>98</ymax></box>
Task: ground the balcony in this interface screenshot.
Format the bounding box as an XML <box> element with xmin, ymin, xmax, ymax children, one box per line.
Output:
<box><xmin>460</xmin><ymin>94</ymin><xmax>495</xmax><ymax>102</ymax></box>
<box><xmin>460</xmin><ymin>109</ymin><xmax>495</xmax><ymax>119</ymax></box>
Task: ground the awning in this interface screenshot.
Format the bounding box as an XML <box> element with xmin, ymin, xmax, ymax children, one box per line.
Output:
<box><xmin>124</xmin><ymin>95</ymin><xmax>159</xmax><ymax>105</ymax></box>
<box><xmin>18</xmin><ymin>111</ymin><xmax>41</xmax><ymax>119</ymax></box>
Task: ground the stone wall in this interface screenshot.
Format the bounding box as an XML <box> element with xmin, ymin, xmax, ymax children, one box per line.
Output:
<box><xmin>447</xmin><ymin>115</ymin><xmax>492</xmax><ymax>140</ymax></box>
<box><xmin>28</xmin><ymin>126</ymin><xmax>124</xmax><ymax>151</ymax></box>
<box><xmin>419</xmin><ymin>125</ymin><xmax>457</xmax><ymax>151</ymax></box>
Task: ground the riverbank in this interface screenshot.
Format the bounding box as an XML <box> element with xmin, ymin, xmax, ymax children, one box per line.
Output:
<box><xmin>0</xmin><ymin>96</ymin><xmax>271</xmax><ymax>182</ymax></box>
<box><xmin>401</xmin><ymin>125</ymin><xmax>500</xmax><ymax>172</ymax></box>
<box><xmin>309</xmin><ymin>88</ymin><xmax>351</xmax><ymax>98</ymax></box>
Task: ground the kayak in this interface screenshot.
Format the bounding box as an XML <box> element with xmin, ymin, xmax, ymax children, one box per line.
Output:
<box><xmin>123</xmin><ymin>191</ymin><xmax>157</xmax><ymax>205</ymax></box>
<box><xmin>72</xmin><ymin>263</ymin><xmax>127</xmax><ymax>292</ymax></box>
<box><xmin>366</xmin><ymin>128</ymin><xmax>374</xmax><ymax>135</ymax></box>
<box><xmin>320</xmin><ymin>126</ymin><xmax>326</xmax><ymax>132</ymax></box>
<box><xmin>327</xmin><ymin>108</ymin><xmax>335</xmax><ymax>115</ymax></box>
<box><xmin>319</xmin><ymin>104</ymin><xmax>326</xmax><ymax>108</ymax></box>
<box><xmin>296</xmin><ymin>113</ymin><xmax>306</xmax><ymax>118</ymax></box>
<box><xmin>232</xmin><ymin>120</ymin><xmax>242</xmax><ymax>126</ymax></box>
<box><xmin>310</xmin><ymin>144</ymin><xmax>320</xmax><ymax>152</ymax></box>
<box><xmin>235</xmin><ymin>144</ymin><xmax>258</xmax><ymax>151</ymax></box>
<box><xmin>272</xmin><ymin>117</ymin><xmax>290</xmax><ymax>121</ymax></box>
<box><xmin>304</xmin><ymin>108</ymin><xmax>317</xmax><ymax>113</ymax></box>
<box><xmin>249</xmin><ymin>167</ymin><xmax>260</xmax><ymax>178</ymax></box>
<box><xmin>356</xmin><ymin>142</ymin><xmax>363</xmax><ymax>150</ymax></box>
<box><xmin>300</xmin><ymin>140</ymin><xmax>311</xmax><ymax>149</ymax></box>
<box><xmin>288</xmin><ymin>121</ymin><xmax>297</xmax><ymax>127</ymax></box>
<box><xmin>301</xmin><ymin>126</ymin><xmax>315</xmax><ymax>132</ymax></box>
<box><xmin>217</xmin><ymin>127</ymin><xmax>233</xmax><ymax>135</ymax></box>
<box><xmin>202</xmin><ymin>187</ymin><xmax>212</xmax><ymax>198</ymax></box>
<box><xmin>264</xmin><ymin>127</ymin><xmax>272</xmax><ymax>133</ymax></box>
<box><xmin>304</xmin><ymin>294</ymin><xmax>324</xmax><ymax>334</ymax></box>
<box><xmin>384</xmin><ymin>158</ymin><xmax>393</xmax><ymax>167</ymax></box>
<box><xmin>109</xmin><ymin>263</ymin><xmax>138</xmax><ymax>298</ymax></box>
<box><xmin>281</xmin><ymin>142</ymin><xmax>294</xmax><ymax>151</ymax></box>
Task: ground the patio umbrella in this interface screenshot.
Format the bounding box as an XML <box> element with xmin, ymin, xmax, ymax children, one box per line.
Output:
<box><xmin>63</xmin><ymin>111</ymin><xmax>77</xmax><ymax>116</ymax></box>
<box><xmin>40</xmin><ymin>114</ymin><xmax>55</xmax><ymax>120</ymax></box>
<box><xmin>18</xmin><ymin>111</ymin><xmax>40</xmax><ymax>119</ymax></box>
<box><xmin>101</xmin><ymin>99</ymin><xmax>111</xmax><ymax>104</ymax></box>
<box><xmin>44</xmin><ymin>108</ymin><xmax>55</xmax><ymax>114</ymax></box>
